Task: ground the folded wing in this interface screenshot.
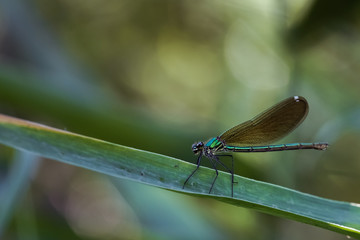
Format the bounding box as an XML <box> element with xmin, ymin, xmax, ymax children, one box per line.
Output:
<box><xmin>220</xmin><ymin>96</ymin><xmax>309</xmax><ymax>146</ymax></box>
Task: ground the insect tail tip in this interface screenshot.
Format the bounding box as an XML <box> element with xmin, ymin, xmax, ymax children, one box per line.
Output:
<box><xmin>315</xmin><ymin>142</ymin><xmax>329</xmax><ymax>150</ymax></box>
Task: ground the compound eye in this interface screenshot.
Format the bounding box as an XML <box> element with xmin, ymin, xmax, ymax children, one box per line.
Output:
<box><xmin>191</xmin><ymin>143</ymin><xmax>198</xmax><ymax>152</ymax></box>
<box><xmin>191</xmin><ymin>142</ymin><xmax>204</xmax><ymax>154</ymax></box>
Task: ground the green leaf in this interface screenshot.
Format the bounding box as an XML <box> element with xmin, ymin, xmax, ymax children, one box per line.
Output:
<box><xmin>0</xmin><ymin>113</ymin><xmax>359</xmax><ymax>238</ymax></box>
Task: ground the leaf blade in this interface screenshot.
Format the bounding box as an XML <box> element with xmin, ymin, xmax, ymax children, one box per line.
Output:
<box><xmin>0</xmin><ymin>113</ymin><xmax>359</xmax><ymax>238</ymax></box>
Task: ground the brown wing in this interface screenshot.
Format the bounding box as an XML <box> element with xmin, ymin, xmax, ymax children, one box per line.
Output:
<box><xmin>219</xmin><ymin>96</ymin><xmax>308</xmax><ymax>146</ymax></box>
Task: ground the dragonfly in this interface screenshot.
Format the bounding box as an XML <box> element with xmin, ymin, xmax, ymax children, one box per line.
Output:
<box><xmin>183</xmin><ymin>96</ymin><xmax>328</xmax><ymax>197</ymax></box>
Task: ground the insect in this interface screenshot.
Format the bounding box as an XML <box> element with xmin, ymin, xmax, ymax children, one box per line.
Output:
<box><xmin>183</xmin><ymin>96</ymin><xmax>328</xmax><ymax>197</ymax></box>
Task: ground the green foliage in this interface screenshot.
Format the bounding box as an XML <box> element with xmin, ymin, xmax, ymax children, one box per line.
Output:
<box><xmin>0</xmin><ymin>114</ymin><xmax>359</xmax><ymax>238</ymax></box>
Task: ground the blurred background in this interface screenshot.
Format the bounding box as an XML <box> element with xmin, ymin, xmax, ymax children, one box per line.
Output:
<box><xmin>0</xmin><ymin>0</ymin><xmax>360</xmax><ymax>239</ymax></box>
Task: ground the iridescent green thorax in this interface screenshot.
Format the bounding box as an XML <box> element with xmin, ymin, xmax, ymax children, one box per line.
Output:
<box><xmin>205</xmin><ymin>137</ymin><xmax>223</xmax><ymax>149</ymax></box>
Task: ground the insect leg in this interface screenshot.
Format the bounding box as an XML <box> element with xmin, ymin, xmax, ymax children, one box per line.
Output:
<box><xmin>207</xmin><ymin>156</ymin><xmax>219</xmax><ymax>194</ymax></box>
<box><xmin>183</xmin><ymin>153</ymin><xmax>203</xmax><ymax>189</ymax></box>
<box><xmin>214</xmin><ymin>154</ymin><xmax>235</xmax><ymax>197</ymax></box>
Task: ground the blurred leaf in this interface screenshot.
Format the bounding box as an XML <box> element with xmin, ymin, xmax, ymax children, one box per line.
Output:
<box><xmin>0</xmin><ymin>113</ymin><xmax>359</xmax><ymax>238</ymax></box>
<box><xmin>0</xmin><ymin>151</ymin><xmax>39</xmax><ymax>237</ymax></box>
<box><xmin>115</xmin><ymin>181</ymin><xmax>225</xmax><ymax>239</ymax></box>
<box><xmin>0</xmin><ymin>66</ymin><xmax>196</xmax><ymax>158</ymax></box>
